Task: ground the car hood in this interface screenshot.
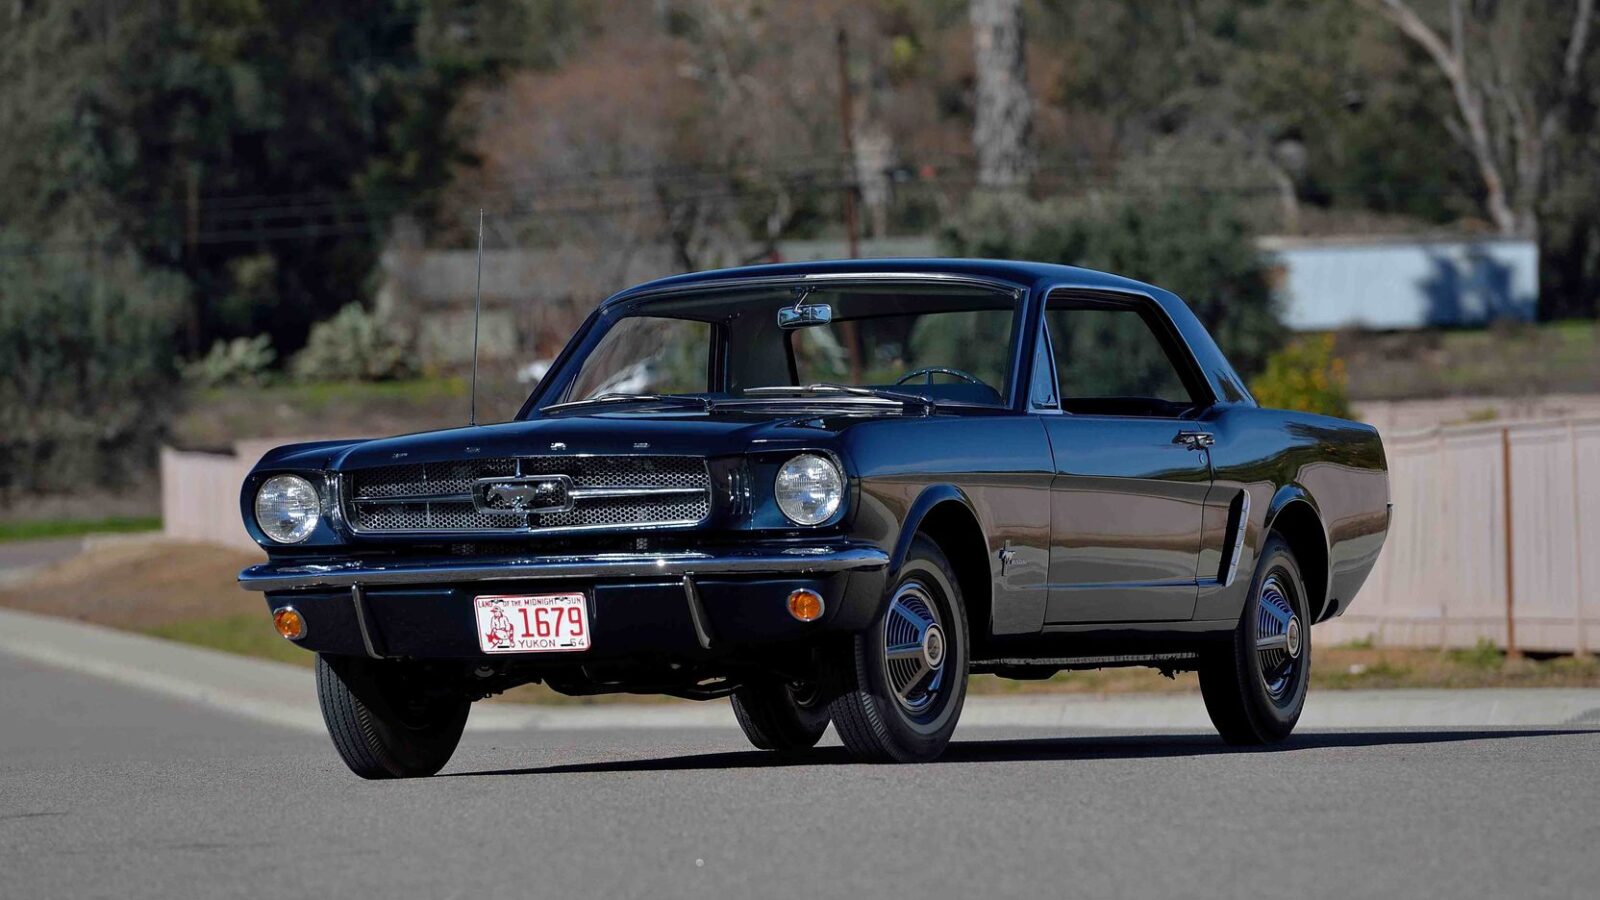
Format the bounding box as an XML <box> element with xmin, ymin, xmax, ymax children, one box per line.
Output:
<box><xmin>316</xmin><ymin>407</ymin><xmax>920</xmax><ymax>472</ymax></box>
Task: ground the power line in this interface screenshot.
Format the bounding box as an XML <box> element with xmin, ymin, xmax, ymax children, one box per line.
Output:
<box><xmin>0</xmin><ymin>158</ymin><xmax>1389</xmax><ymax>258</ymax></box>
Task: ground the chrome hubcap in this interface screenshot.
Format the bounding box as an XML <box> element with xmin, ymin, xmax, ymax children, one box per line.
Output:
<box><xmin>922</xmin><ymin>624</ymin><xmax>946</xmax><ymax>668</ymax></box>
<box><xmin>1254</xmin><ymin>573</ymin><xmax>1302</xmax><ymax>700</ymax></box>
<box><xmin>883</xmin><ymin>582</ymin><xmax>946</xmax><ymax>714</ymax></box>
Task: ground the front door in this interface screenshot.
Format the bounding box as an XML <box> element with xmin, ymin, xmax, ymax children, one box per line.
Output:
<box><xmin>1037</xmin><ymin>295</ymin><xmax>1214</xmax><ymax>623</ymax></box>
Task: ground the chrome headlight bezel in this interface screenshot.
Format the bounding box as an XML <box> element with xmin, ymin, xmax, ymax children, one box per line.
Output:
<box><xmin>254</xmin><ymin>474</ymin><xmax>322</xmax><ymax>544</ymax></box>
<box><xmin>774</xmin><ymin>452</ymin><xmax>844</xmax><ymax>526</ymax></box>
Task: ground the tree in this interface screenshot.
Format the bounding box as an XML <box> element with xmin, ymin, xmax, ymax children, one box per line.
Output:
<box><xmin>0</xmin><ymin>0</ymin><xmax>564</xmax><ymax>358</ymax></box>
<box><xmin>969</xmin><ymin>0</ymin><xmax>1032</xmax><ymax>191</ymax></box>
<box><xmin>1354</xmin><ymin>0</ymin><xmax>1596</xmax><ymax>239</ymax></box>
<box><xmin>0</xmin><ymin>234</ymin><xmax>186</xmax><ymax>496</ymax></box>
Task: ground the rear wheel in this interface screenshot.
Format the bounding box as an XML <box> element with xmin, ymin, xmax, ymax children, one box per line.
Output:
<box><xmin>730</xmin><ymin>680</ymin><xmax>831</xmax><ymax>752</ymax></box>
<box><xmin>828</xmin><ymin>536</ymin><xmax>969</xmax><ymax>763</ymax></box>
<box><xmin>1199</xmin><ymin>533</ymin><xmax>1312</xmax><ymax>744</ymax></box>
<box><xmin>315</xmin><ymin>654</ymin><xmax>470</xmax><ymax>779</ymax></box>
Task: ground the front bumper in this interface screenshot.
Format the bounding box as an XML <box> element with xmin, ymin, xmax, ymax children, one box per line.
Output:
<box><xmin>240</xmin><ymin>542</ymin><xmax>891</xmax><ymax>662</ymax></box>
<box><xmin>238</xmin><ymin>543</ymin><xmax>889</xmax><ymax>592</ymax></box>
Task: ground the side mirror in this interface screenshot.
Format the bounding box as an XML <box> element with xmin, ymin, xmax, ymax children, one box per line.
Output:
<box><xmin>778</xmin><ymin>301</ymin><xmax>833</xmax><ymax>330</ymax></box>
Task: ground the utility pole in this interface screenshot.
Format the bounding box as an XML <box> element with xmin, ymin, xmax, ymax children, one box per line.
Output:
<box><xmin>834</xmin><ymin>25</ymin><xmax>863</xmax><ymax>382</ymax></box>
<box><xmin>185</xmin><ymin>162</ymin><xmax>202</xmax><ymax>354</ymax></box>
<box><xmin>835</xmin><ymin>25</ymin><xmax>860</xmax><ymax>260</ymax></box>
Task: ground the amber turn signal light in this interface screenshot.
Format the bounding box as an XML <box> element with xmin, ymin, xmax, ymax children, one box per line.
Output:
<box><xmin>787</xmin><ymin>589</ymin><xmax>825</xmax><ymax>622</ymax></box>
<box><xmin>272</xmin><ymin>606</ymin><xmax>307</xmax><ymax>641</ymax></box>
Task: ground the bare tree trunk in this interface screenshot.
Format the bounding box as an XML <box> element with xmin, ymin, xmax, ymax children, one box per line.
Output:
<box><xmin>970</xmin><ymin>0</ymin><xmax>1032</xmax><ymax>192</ymax></box>
<box><xmin>1363</xmin><ymin>0</ymin><xmax>1517</xmax><ymax>234</ymax></box>
<box><xmin>1360</xmin><ymin>0</ymin><xmax>1595</xmax><ymax>240</ymax></box>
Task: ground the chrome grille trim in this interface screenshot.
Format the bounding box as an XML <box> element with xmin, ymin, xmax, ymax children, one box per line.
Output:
<box><xmin>343</xmin><ymin>456</ymin><xmax>712</xmax><ymax>535</ymax></box>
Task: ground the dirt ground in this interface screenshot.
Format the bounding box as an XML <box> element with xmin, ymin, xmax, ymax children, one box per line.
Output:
<box><xmin>5</xmin><ymin>540</ymin><xmax>1596</xmax><ymax>699</ymax></box>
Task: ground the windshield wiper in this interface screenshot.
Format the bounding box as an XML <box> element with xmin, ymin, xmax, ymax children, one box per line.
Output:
<box><xmin>543</xmin><ymin>392</ymin><xmax>714</xmax><ymax>414</ymax></box>
<box><xmin>741</xmin><ymin>384</ymin><xmax>935</xmax><ymax>412</ymax></box>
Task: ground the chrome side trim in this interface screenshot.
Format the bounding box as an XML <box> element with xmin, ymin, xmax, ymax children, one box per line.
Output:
<box><xmin>240</xmin><ymin>545</ymin><xmax>891</xmax><ymax>592</ymax></box>
<box><xmin>984</xmin><ymin>652</ymin><xmax>1199</xmax><ymax>668</ymax></box>
<box><xmin>1222</xmin><ymin>490</ymin><xmax>1252</xmax><ymax>588</ymax></box>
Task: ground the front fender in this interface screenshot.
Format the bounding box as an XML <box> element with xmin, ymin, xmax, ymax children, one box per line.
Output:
<box><xmin>889</xmin><ymin>484</ymin><xmax>981</xmax><ymax>579</ymax></box>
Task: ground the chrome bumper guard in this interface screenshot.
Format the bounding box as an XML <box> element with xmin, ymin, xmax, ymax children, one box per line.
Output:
<box><xmin>239</xmin><ymin>543</ymin><xmax>891</xmax><ymax>592</ymax></box>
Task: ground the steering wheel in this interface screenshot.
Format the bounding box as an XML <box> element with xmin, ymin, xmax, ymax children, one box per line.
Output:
<box><xmin>895</xmin><ymin>366</ymin><xmax>983</xmax><ymax>387</ymax></box>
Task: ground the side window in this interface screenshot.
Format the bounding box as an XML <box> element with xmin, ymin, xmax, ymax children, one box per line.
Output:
<box><xmin>1044</xmin><ymin>301</ymin><xmax>1200</xmax><ymax>416</ymax></box>
<box><xmin>566</xmin><ymin>316</ymin><xmax>711</xmax><ymax>400</ymax></box>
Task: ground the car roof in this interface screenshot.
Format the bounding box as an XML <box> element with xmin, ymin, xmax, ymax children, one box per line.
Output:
<box><xmin>600</xmin><ymin>257</ymin><xmax>1160</xmax><ymax>307</ymax></box>
<box><xmin>595</xmin><ymin>256</ymin><xmax>1256</xmax><ymax>408</ymax></box>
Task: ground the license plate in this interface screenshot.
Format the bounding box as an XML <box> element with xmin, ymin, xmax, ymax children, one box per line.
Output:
<box><xmin>474</xmin><ymin>593</ymin><xmax>590</xmax><ymax>654</ymax></box>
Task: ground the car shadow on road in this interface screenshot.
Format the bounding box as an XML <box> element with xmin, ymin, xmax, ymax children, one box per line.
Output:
<box><xmin>445</xmin><ymin>728</ymin><xmax>1597</xmax><ymax>778</ymax></box>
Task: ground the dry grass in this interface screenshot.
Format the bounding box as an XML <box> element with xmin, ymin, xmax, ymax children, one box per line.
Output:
<box><xmin>5</xmin><ymin>540</ymin><xmax>1596</xmax><ymax>701</ymax></box>
<box><xmin>0</xmin><ymin>539</ymin><xmax>264</xmax><ymax>629</ymax></box>
<box><xmin>1339</xmin><ymin>320</ymin><xmax>1600</xmax><ymax>401</ymax></box>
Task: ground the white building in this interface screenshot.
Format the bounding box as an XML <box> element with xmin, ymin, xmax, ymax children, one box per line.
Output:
<box><xmin>1260</xmin><ymin>235</ymin><xmax>1539</xmax><ymax>331</ymax></box>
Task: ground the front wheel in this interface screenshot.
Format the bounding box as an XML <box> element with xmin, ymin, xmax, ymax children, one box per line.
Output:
<box><xmin>315</xmin><ymin>654</ymin><xmax>470</xmax><ymax>779</ymax></box>
<box><xmin>828</xmin><ymin>536</ymin><xmax>969</xmax><ymax>762</ymax></box>
<box><xmin>1198</xmin><ymin>533</ymin><xmax>1312</xmax><ymax>744</ymax></box>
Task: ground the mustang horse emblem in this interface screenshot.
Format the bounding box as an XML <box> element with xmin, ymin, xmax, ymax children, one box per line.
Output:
<box><xmin>475</xmin><ymin>475</ymin><xmax>572</xmax><ymax>514</ymax></box>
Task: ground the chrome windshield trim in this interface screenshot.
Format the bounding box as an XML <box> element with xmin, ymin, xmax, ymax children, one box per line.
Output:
<box><xmin>239</xmin><ymin>545</ymin><xmax>891</xmax><ymax>592</ymax></box>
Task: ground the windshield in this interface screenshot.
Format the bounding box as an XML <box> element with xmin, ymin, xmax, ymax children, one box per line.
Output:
<box><xmin>543</xmin><ymin>282</ymin><xmax>1021</xmax><ymax>411</ymax></box>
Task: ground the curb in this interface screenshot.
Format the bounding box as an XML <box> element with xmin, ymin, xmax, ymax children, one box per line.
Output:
<box><xmin>4</xmin><ymin>607</ymin><xmax>1599</xmax><ymax>735</ymax></box>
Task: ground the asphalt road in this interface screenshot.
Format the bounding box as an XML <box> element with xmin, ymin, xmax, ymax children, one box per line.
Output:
<box><xmin>0</xmin><ymin>537</ymin><xmax>83</xmax><ymax>586</ymax></box>
<box><xmin>3</xmin><ymin>651</ymin><xmax>1598</xmax><ymax>900</ymax></box>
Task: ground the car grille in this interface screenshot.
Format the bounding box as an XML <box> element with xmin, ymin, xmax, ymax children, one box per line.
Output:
<box><xmin>343</xmin><ymin>456</ymin><xmax>712</xmax><ymax>535</ymax></box>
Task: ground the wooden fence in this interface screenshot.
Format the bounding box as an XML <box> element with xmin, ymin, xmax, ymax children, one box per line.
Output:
<box><xmin>163</xmin><ymin>418</ymin><xmax>1600</xmax><ymax>653</ymax></box>
<box><xmin>161</xmin><ymin>441</ymin><xmax>287</xmax><ymax>552</ymax></box>
<box><xmin>1319</xmin><ymin>418</ymin><xmax>1600</xmax><ymax>653</ymax></box>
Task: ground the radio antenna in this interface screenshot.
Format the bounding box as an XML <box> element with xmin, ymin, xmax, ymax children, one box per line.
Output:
<box><xmin>469</xmin><ymin>208</ymin><xmax>484</xmax><ymax>426</ymax></box>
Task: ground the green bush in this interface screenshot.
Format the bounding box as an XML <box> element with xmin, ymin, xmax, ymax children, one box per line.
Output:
<box><xmin>1444</xmin><ymin>638</ymin><xmax>1504</xmax><ymax>672</ymax></box>
<box><xmin>0</xmin><ymin>242</ymin><xmax>186</xmax><ymax>496</ymax></box>
<box><xmin>1251</xmin><ymin>334</ymin><xmax>1351</xmax><ymax>417</ymax></box>
<box><xmin>186</xmin><ymin>335</ymin><xmax>276</xmax><ymax>388</ymax></box>
<box><xmin>942</xmin><ymin>192</ymin><xmax>1286</xmax><ymax>377</ymax></box>
<box><xmin>290</xmin><ymin>304</ymin><xmax>416</xmax><ymax>382</ymax></box>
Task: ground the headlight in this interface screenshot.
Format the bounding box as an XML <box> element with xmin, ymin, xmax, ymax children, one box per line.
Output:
<box><xmin>254</xmin><ymin>474</ymin><xmax>321</xmax><ymax>544</ymax></box>
<box><xmin>774</xmin><ymin>453</ymin><xmax>843</xmax><ymax>526</ymax></box>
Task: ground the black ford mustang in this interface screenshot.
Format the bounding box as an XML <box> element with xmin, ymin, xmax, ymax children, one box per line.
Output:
<box><xmin>239</xmin><ymin>258</ymin><xmax>1391</xmax><ymax>778</ymax></box>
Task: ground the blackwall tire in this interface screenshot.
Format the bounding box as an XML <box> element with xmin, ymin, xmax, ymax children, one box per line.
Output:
<box><xmin>1199</xmin><ymin>533</ymin><xmax>1312</xmax><ymax>745</ymax></box>
<box><xmin>827</xmin><ymin>535</ymin><xmax>969</xmax><ymax>763</ymax></box>
<box><xmin>730</xmin><ymin>681</ymin><xmax>831</xmax><ymax>752</ymax></box>
<box><xmin>315</xmin><ymin>654</ymin><xmax>470</xmax><ymax>779</ymax></box>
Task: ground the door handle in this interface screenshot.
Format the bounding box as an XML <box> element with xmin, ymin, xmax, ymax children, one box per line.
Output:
<box><xmin>1174</xmin><ymin>430</ymin><xmax>1215</xmax><ymax>449</ymax></box>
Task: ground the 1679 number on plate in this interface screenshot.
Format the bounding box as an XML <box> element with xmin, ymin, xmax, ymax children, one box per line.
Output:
<box><xmin>474</xmin><ymin>593</ymin><xmax>590</xmax><ymax>654</ymax></box>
